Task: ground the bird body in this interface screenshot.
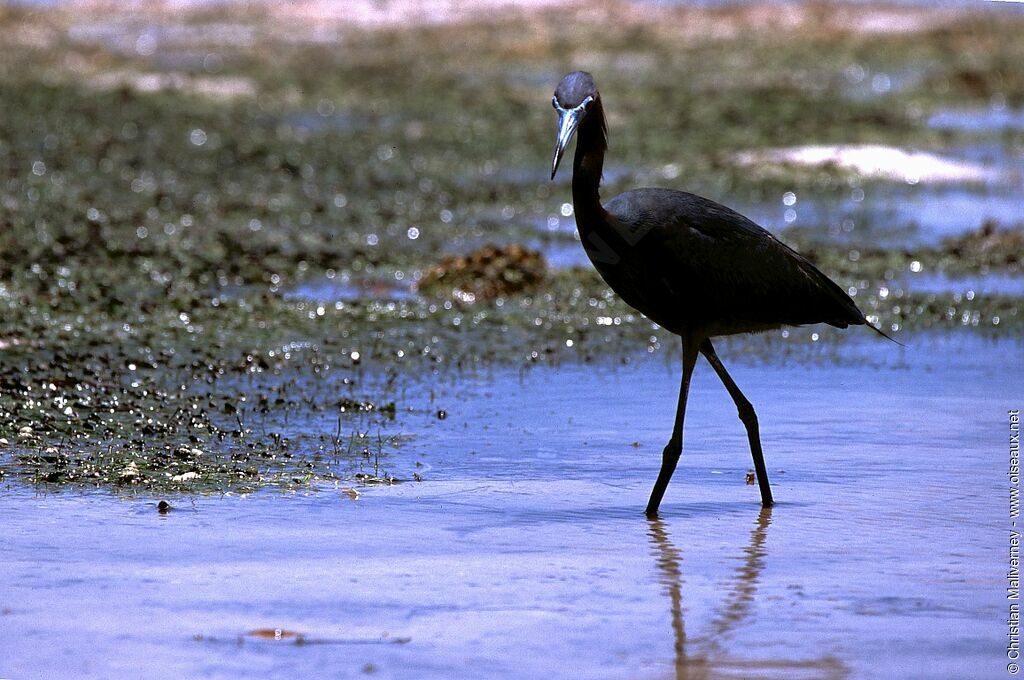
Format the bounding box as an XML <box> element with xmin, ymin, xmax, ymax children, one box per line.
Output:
<box><xmin>592</xmin><ymin>188</ymin><xmax>866</xmax><ymax>337</ymax></box>
<box><xmin>549</xmin><ymin>70</ymin><xmax>888</xmax><ymax>515</ymax></box>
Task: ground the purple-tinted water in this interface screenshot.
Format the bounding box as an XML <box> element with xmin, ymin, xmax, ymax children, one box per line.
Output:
<box><xmin>1</xmin><ymin>334</ymin><xmax>1018</xmax><ymax>678</ymax></box>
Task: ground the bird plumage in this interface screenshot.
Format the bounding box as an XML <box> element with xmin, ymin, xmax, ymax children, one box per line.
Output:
<box><xmin>595</xmin><ymin>188</ymin><xmax>867</xmax><ymax>337</ymax></box>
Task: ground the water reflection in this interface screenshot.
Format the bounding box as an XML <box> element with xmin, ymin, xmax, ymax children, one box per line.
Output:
<box><xmin>647</xmin><ymin>509</ymin><xmax>771</xmax><ymax>677</ymax></box>
<box><xmin>648</xmin><ymin>515</ymin><xmax>689</xmax><ymax>667</ymax></box>
<box><xmin>703</xmin><ymin>507</ymin><xmax>771</xmax><ymax>653</ymax></box>
<box><xmin>647</xmin><ymin>508</ymin><xmax>844</xmax><ymax>678</ymax></box>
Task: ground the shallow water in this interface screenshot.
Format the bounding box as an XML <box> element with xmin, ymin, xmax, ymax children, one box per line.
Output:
<box><xmin>1</xmin><ymin>334</ymin><xmax>1018</xmax><ymax>678</ymax></box>
<box><xmin>900</xmin><ymin>271</ymin><xmax>1024</xmax><ymax>297</ymax></box>
<box><xmin>928</xmin><ymin>107</ymin><xmax>1024</xmax><ymax>133</ymax></box>
<box><xmin>744</xmin><ymin>183</ymin><xmax>1024</xmax><ymax>247</ymax></box>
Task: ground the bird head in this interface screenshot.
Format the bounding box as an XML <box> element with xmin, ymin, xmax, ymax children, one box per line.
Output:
<box><xmin>551</xmin><ymin>71</ymin><xmax>600</xmax><ymax>180</ymax></box>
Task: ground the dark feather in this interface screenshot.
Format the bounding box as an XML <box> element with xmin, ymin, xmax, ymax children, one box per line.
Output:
<box><xmin>595</xmin><ymin>189</ymin><xmax>867</xmax><ymax>336</ymax></box>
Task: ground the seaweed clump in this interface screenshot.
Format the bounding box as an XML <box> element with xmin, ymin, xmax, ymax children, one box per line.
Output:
<box><xmin>417</xmin><ymin>244</ymin><xmax>547</xmax><ymax>302</ymax></box>
<box><xmin>941</xmin><ymin>220</ymin><xmax>1023</xmax><ymax>271</ymax></box>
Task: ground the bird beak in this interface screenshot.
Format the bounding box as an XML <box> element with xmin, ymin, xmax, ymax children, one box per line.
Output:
<box><xmin>551</xmin><ymin>105</ymin><xmax>583</xmax><ymax>180</ymax></box>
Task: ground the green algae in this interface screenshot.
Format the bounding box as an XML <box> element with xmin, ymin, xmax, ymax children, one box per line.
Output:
<box><xmin>0</xmin><ymin>3</ymin><xmax>1021</xmax><ymax>492</ymax></box>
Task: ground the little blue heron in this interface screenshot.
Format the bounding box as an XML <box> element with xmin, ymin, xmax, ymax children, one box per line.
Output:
<box><xmin>550</xmin><ymin>71</ymin><xmax>893</xmax><ymax>516</ymax></box>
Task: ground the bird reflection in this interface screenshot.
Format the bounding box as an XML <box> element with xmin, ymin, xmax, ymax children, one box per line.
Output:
<box><xmin>647</xmin><ymin>508</ymin><xmax>772</xmax><ymax>678</ymax></box>
<box><xmin>648</xmin><ymin>515</ymin><xmax>689</xmax><ymax>663</ymax></box>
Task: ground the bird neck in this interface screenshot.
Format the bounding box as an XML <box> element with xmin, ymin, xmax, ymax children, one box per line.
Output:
<box><xmin>572</xmin><ymin>104</ymin><xmax>608</xmax><ymax>226</ymax></box>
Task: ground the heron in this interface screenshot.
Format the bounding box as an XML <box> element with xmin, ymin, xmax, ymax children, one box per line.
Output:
<box><xmin>550</xmin><ymin>71</ymin><xmax>893</xmax><ymax>516</ymax></box>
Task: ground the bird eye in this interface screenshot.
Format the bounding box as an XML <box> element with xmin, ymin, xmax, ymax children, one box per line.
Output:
<box><xmin>583</xmin><ymin>96</ymin><xmax>594</xmax><ymax>110</ymax></box>
<box><xmin>551</xmin><ymin>96</ymin><xmax>558</xmax><ymax>109</ymax></box>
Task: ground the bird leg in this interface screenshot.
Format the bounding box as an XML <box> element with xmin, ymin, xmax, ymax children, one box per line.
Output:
<box><xmin>699</xmin><ymin>340</ymin><xmax>774</xmax><ymax>507</ymax></box>
<box><xmin>645</xmin><ymin>336</ymin><xmax>700</xmax><ymax>517</ymax></box>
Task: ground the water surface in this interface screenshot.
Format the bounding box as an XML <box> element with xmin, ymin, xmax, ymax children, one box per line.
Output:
<box><xmin>1</xmin><ymin>334</ymin><xmax>1017</xmax><ymax>678</ymax></box>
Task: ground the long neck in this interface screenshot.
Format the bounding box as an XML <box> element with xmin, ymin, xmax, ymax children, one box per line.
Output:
<box><xmin>571</xmin><ymin>102</ymin><xmax>608</xmax><ymax>228</ymax></box>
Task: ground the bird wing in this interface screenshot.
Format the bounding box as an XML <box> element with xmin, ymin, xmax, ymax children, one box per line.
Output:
<box><xmin>600</xmin><ymin>188</ymin><xmax>865</xmax><ymax>333</ymax></box>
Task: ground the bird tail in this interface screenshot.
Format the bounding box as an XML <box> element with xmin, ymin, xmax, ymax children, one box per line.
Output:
<box><xmin>867</xmin><ymin>321</ymin><xmax>905</xmax><ymax>347</ymax></box>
